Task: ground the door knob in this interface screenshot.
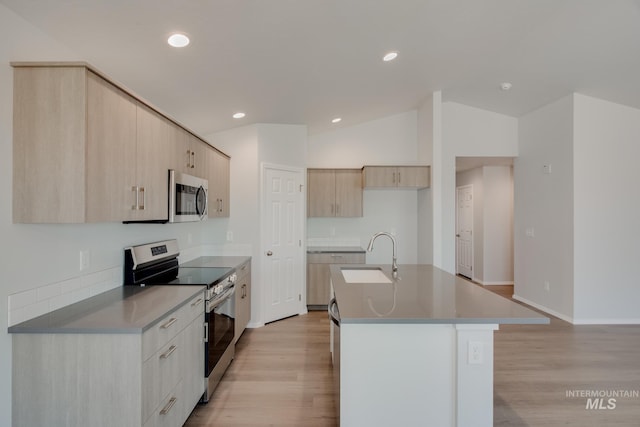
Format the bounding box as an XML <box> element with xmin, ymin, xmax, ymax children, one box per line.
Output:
<box><xmin>266</xmin><ymin>251</ymin><xmax>273</xmax><ymax>256</ymax></box>
<box><xmin>456</xmin><ymin>234</ymin><xmax>460</xmax><ymax>237</ymax></box>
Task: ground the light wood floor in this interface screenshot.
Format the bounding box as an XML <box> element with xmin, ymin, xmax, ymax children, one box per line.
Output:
<box><xmin>184</xmin><ymin>286</ymin><xmax>640</xmax><ymax>427</ymax></box>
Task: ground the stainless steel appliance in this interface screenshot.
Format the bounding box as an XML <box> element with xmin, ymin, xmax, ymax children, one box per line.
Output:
<box><xmin>169</xmin><ymin>170</ymin><xmax>208</xmax><ymax>223</ymax></box>
<box><xmin>124</xmin><ymin>239</ymin><xmax>237</xmax><ymax>403</ymax></box>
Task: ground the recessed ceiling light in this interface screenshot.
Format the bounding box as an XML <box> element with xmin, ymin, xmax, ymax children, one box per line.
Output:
<box><xmin>500</xmin><ymin>82</ymin><xmax>513</xmax><ymax>91</ymax></box>
<box><xmin>331</xmin><ymin>117</ymin><xmax>342</xmax><ymax>124</ymax></box>
<box><xmin>383</xmin><ymin>51</ymin><xmax>398</xmax><ymax>62</ymax></box>
<box><xmin>167</xmin><ymin>33</ymin><xmax>190</xmax><ymax>48</ymax></box>
<box><xmin>233</xmin><ymin>112</ymin><xmax>246</xmax><ymax>119</ymax></box>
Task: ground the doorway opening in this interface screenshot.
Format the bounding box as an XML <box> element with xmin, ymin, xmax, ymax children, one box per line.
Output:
<box><xmin>455</xmin><ymin>157</ymin><xmax>514</xmax><ymax>286</ymax></box>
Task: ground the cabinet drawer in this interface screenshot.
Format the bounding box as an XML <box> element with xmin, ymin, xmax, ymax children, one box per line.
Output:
<box><xmin>142</xmin><ymin>292</ymin><xmax>203</xmax><ymax>361</ymax></box>
<box><xmin>307</xmin><ymin>253</ymin><xmax>365</xmax><ymax>264</ymax></box>
<box><xmin>236</xmin><ymin>261</ymin><xmax>251</xmax><ymax>281</ymax></box>
<box><xmin>142</xmin><ymin>332</ymin><xmax>184</xmax><ymax>423</ymax></box>
<box><xmin>143</xmin><ymin>379</ymin><xmax>185</xmax><ymax>427</ymax></box>
<box><xmin>184</xmin><ymin>292</ymin><xmax>205</xmax><ymax>324</ymax></box>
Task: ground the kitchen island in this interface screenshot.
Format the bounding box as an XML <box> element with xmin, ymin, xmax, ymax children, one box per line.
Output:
<box><xmin>329</xmin><ymin>264</ymin><xmax>548</xmax><ymax>427</ymax></box>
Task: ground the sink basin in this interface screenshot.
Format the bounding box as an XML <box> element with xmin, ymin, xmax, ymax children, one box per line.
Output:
<box><xmin>341</xmin><ymin>267</ymin><xmax>392</xmax><ymax>283</ymax></box>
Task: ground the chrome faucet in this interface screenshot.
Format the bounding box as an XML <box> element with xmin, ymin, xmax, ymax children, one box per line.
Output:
<box><xmin>367</xmin><ymin>231</ymin><xmax>398</xmax><ymax>278</ymax></box>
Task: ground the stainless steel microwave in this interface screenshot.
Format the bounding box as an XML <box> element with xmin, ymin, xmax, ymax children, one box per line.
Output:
<box><xmin>169</xmin><ymin>170</ymin><xmax>208</xmax><ymax>223</ymax></box>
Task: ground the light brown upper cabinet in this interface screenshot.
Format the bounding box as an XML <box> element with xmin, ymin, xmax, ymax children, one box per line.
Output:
<box><xmin>207</xmin><ymin>148</ymin><xmax>231</xmax><ymax>218</ymax></box>
<box><xmin>362</xmin><ymin>166</ymin><xmax>430</xmax><ymax>189</ymax></box>
<box><xmin>12</xmin><ymin>62</ymin><xmax>230</xmax><ymax>223</ymax></box>
<box><xmin>307</xmin><ymin>169</ymin><xmax>363</xmax><ymax>217</ymax></box>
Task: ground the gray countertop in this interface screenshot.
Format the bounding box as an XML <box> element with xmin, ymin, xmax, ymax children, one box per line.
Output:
<box><xmin>330</xmin><ymin>264</ymin><xmax>549</xmax><ymax>325</ymax></box>
<box><xmin>307</xmin><ymin>246</ymin><xmax>366</xmax><ymax>254</ymax></box>
<box><xmin>8</xmin><ymin>285</ymin><xmax>205</xmax><ymax>334</ymax></box>
<box><xmin>180</xmin><ymin>255</ymin><xmax>251</xmax><ymax>268</ymax></box>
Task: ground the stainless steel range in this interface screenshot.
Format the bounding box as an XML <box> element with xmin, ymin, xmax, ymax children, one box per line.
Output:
<box><xmin>124</xmin><ymin>239</ymin><xmax>237</xmax><ymax>402</ymax></box>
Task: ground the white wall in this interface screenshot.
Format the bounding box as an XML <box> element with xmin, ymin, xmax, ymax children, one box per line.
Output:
<box><xmin>417</xmin><ymin>94</ymin><xmax>435</xmax><ymax>264</ymax></box>
<box><xmin>306</xmin><ymin>111</ymin><xmax>422</xmax><ymax>264</ymax></box>
<box><xmin>514</xmin><ymin>95</ymin><xmax>574</xmax><ymax>321</ymax></box>
<box><xmin>437</xmin><ymin>102</ymin><xmax>518</xmax><ymax>273</ymax></box>
<box><xmin>573</xmin><ymin>94</ymin><xmax>640</xmax><ymax>323</ymax></box>
<box><xmin>307</xmin><ymin>111</ymin><xmax>419</xmax><ymax>167</ymax></box>
<box><xmin>482</xmin><ymin>166</ymin><xmax>514</xmax><ymax>284</ymax></box>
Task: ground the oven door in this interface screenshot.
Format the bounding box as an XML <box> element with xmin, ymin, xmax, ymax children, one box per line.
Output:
<box><xmin>204</xmin><ymin>286</ymin><xmax>235</xmax><ymax>378</ymax></box>
<box><xmin>169</xmin><ymin>169</ymin><xmax>208</xmax><ymax>223</ymax></box>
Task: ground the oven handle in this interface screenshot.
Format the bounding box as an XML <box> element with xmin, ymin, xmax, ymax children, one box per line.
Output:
<box><xmin>208</xmin><ymin>285</ymin><xmax>236</xmax><ymax>310</ymax></box>
<box><xmin>328</xmin><ymin>298</ymin><xmax>341</xmax><ymax>327</ymax></box>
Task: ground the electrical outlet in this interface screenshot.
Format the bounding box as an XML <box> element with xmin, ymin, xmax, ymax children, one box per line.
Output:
<box><xmin>525</xmin><ymin>228</ymin><xmax>535</xmax><ymax>237</ymax></box>
<box><xmin>468</xmin><ymin>341</ymin><xmax>483</xmax><ymax>365</ymax></box>
<box><xmin>79</xmin><ymin>250</ymin><xmax>90</xmax><ymax>272</ymax></box>
<box><xmin>226</xmin><ymin>230</ymin><xmax>233</xmax><ymax>242</ymax></box>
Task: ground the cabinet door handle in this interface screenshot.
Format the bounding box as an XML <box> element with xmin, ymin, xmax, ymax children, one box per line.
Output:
<box><xmin>398</xmin><ymin>171</ymin><xmax>401</xmax><ymax>184</ymax></box>
<box><xmin>160</xmin><ymin>344</ymin><xmax>177</xmax><ymax>359</ymax></box>
<box><xmin>160</xmin><ymin>397</ymin><xmax>177</xmax><ymax>415</ymax></box>
<box><xmin>186</xmin><ymin>149</ymin><xmax>192</xmax><ymax>168</ymax></box>
<box><xmin>160</xmin><ymin>317</ymin><xmax>178</xmax><ymax>329</ymax></box>
<box><xmin>330</xmin><ymin>254</ymin><xmax>343</xmax><ymax>258</ymax></box>
<box><xmin>191</xmin><ymin>151</ymin><xmax>195</xmax><ymax>169</ymax></box>
<box><xmin>392</xmin><ymin>172</ymin><xmax>396</xmax><ymax>184</ymax></box>
<box><xmin>138</xmin><ymin>186</ymin><xmax>145</xmax><ymax>210</ymax></box>
<box><xmin>131</xmin><ymin>186</ymin><xmax>139</xmax><ymax>210</ymax></box>
<box><xmin>191</xmin><ymin>298</ymin><xmax>203</xmax><ymax>307</ymax></box>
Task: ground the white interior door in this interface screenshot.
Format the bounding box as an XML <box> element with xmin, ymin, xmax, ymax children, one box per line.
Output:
<box><xmin>263</xmin><ymin>165</ymin><xmax>304</xmax><ymax>323</ymax></box>
<box><xmin>456</xmin><ymin>185</ymin><xmax>473</xmax><ymax>279</ymax></box>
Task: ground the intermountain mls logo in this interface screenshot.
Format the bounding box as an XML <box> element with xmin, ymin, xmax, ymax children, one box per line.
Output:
<box><xmin>565</xmin><ymin>389</ymin><xmax>640</xmax><ymax>410</ymax></box>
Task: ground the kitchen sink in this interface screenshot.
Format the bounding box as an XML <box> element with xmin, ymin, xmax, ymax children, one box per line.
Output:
<box><xmin>341</xmin><ymin>267</ymin><xmax>392</xmax><ymax>283</ymax></box>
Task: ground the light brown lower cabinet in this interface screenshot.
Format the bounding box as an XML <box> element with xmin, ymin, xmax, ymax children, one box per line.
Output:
<box><xmin>11</xmin><ymin>293</ymin><xmax>205</xmax><ymax>427</ymax></box>
<box><xmin>307</xmin><ymin>252</ymin><xmax>365</xmax><ymax>309</ymax></box>
<box><xmin>234</xmin><ymin>261</ymin><xmax>252</xmax><ymax>341</ymax></box>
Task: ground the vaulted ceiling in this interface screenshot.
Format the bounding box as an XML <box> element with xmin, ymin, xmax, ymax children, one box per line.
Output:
<box><xmin>3</xmin><ymin>0</ymin><xmax>639</xmax><ymax>135</ymax></box>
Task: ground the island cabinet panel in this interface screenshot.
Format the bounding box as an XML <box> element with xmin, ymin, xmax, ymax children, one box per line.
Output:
<box><xmin>234</xmin><ymin>260</ymin><xmax>252</xmax><ymax>341</ymax></box>
<box><xmin>307</xmin><ymin>252</ymin><xmax>365</xmax><ymax>308</ymax></box>
<box><xmin>12</xmin><ymin>62</ymin><xmax>230</xmax><ymax>223</ymax></box>
<box><xmin>12</xmin><ymin>292</ymin><xmax>205</xmax><ymax>427</ymax></box>
<box><xmin>307</xmin><ymin>169</ymin><xmax>362</xmax><ymax>217</ymax></box>
<box><xmin>362</xmin><ymin>165</ymin><xmax>430</xmax><ymax>189</ymax></box>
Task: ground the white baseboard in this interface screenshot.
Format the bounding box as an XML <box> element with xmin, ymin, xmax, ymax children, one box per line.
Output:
<box><xmin>511</xmin><ymin>294</ymin><xmax>574</xmax><ymax>323</ymax></box>
<box><xmin>572</xmin><ymin>318</ymin><xmax>640</xmax><ymax>325</ymax></box>
<box><xmin>512</xmin><ymin>295</ymin><xmax>640</xmax><ymax>325</ymax></box>
<box><xmin>477</xmin><ymin>280</ymin><xmax>514</xmax><ymax>286</ymax></box>
<box><xmin>246</xmin><ymin>321</ymin><xmax>264</xmax><ymax>329</ymax></box>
